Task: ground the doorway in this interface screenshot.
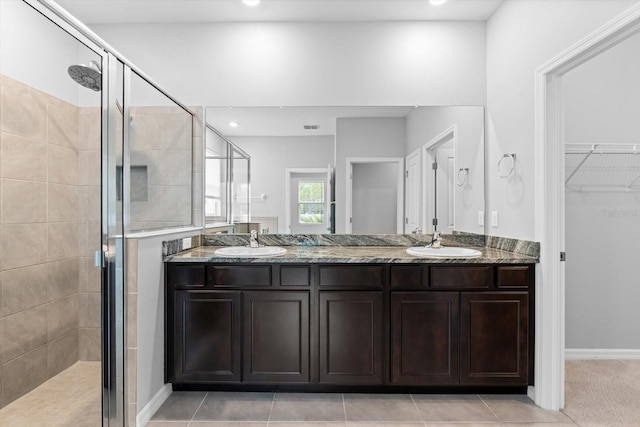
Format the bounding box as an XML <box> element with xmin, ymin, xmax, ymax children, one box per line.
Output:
<box><xmin>345</xmin><ymin>158</ymin><xmax>404</xmax><ymax>234</ymax></box>
<box><xmin>535</xmin><ymin>2</ymin><xmax>640</xmax><ymax>410</ymax></box>
<box><xmin>422</xmin><ymin>126</ymin><xmax>456</xmax><ymax>234</ymax></box>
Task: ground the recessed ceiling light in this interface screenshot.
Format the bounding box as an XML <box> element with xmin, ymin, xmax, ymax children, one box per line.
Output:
<box><xmin>242</xmin><ymin>0</ymin><xmax>260</xmax><ymax>6</ymax></box>
<box><xmin>229</xmin><ymin>122</ymin><xmax>239</xmax><ymax>128</ymax></box>
<box><xmin>429</xmin><ymin>0</ymin><xmax>447</xmax><ymax>5</ymax></box>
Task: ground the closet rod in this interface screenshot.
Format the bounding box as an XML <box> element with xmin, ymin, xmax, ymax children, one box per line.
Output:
<box><xmin>565</xmin><ymin>143</ymin><xmax>639</xmax><ymax>154</ymax></box>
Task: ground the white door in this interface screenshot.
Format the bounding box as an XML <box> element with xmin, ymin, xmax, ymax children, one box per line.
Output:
<box><xmin>405</xmin><ymin>149</ymin><xmax>421</xmax><ymax>233</ymax></box>
<box><xmin>289</xmin><ymin>172</ymin><xmax>329</xmax><ymax>234</ymax></box>
<box><xmin>351</xmin><ymin>162</ymin><xmax>399</xmax><ymax>234</ymax></box>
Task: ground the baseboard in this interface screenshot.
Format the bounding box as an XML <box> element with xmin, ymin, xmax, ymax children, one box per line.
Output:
<box><xmin>136</xmin><ymin>384</ymin><xmax>172</xmax><ymax>427</ymax></box>
<box><xmin>565</xmin><ymin>348</ymin><xmax>640</xmax><ymax>360</ymax></box>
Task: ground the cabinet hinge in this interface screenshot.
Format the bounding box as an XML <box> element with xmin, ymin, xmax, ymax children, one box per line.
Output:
<box><xmin>432</xmin><ymin>162</ymin><xmax>438</xmax><ymax>170</ymax></box>
<box><xmin>560</xmin><ymin>252</ymin><xmax>566</xmax><ymax>262</ymax></box>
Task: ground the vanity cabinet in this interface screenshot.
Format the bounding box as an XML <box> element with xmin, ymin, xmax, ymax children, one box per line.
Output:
<box><xmin>390</xmin><ymin>292</ymin><xmax>459</xmax><ymax>385</ymax></box>
<box><xmin>166</xmin><ymin>262</ymin><xmax>534</xmax><ymax>391</ymax></box>
<box><xmin>172</xmin><ymin>290</ymin><xmax>241</xmax><ymax>383</ymax></box>
<box><xmin>460</xmin><ymin>292</ymin><xmax>529</xmax><ymax>385</ymax></box>
<box><xmin>168</xmin><ymin>267</ymin><xmax>311</xmax><ymax>384</ymax></box>
<box><xmin>319</xmin><ymin>291</ymin><xmax>383</xmax><ymax>384</ymax></box>
<box><xmin>243</xmin><ymin>291</ymin><xmax>310</xmax><ymax>383</ymax></box>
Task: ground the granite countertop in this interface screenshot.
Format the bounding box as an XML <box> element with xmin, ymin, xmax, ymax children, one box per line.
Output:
<box><xmin>165</xmin><ymin>245</ymin><xmax>538</xmax><ymax>264</ymax></box>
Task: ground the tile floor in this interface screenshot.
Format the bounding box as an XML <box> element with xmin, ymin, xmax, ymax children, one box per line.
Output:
<box><xmin>1</xmin><ymin>360</ymin><xmax>638</xmax><ymax>426</ymax></box>
<box><xmin>147</xmin><ymin>391</ymin><xmax>575</xmax><ymax>426</ymax></box>
<box><xmin>0</xmin><ymin>361</ymin><xmax>101</xmax><ymax>426</ymax></box>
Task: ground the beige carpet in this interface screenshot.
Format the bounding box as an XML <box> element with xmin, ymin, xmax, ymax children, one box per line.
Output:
<box><xmin>563</xmin><ymin>360</ymin><xmax>640</xmax><ymax>426</ymax></box>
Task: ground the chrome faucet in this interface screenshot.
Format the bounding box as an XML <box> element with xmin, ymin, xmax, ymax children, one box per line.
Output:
<box><xmin>428</xmin><ymin>231</ymin><xmax>442</xmax><ymax>248</ymax></box>
<box><xmin>249</xmin><ymin>229</ymin><xmax>260</xmax><ymax>248</ymax></box>
<box><xmin>411</xmin><ymin>227</ymin><xmax>422</xmax><ymax>234</ymax></box>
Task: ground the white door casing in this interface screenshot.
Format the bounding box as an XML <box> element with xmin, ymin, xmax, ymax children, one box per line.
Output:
<box><xmin>405</xmin><ymin>149</ymin><xmax>421</xmax><ymax>233</ymax></box>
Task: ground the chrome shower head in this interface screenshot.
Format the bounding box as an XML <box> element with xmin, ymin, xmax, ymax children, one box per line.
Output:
<box><xmin>68</xmin><ymin>60</ymin><xmax>102</xmax><ymax>91</ymax></box>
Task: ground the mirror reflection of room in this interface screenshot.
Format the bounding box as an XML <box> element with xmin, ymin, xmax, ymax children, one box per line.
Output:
<box><xmin>205</xmin><ymin>105</ymin><xmax>485</xmax><ymax>236</ymax></box>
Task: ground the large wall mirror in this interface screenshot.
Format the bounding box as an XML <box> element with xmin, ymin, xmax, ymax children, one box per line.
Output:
<box><xmin>205</xmin><ymin>106</ymin><xmax>485</xmax><ymax>235</ymax></box>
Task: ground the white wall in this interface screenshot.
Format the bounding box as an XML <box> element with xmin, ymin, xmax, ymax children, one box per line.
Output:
<box><xmin>89</xmin><ymin>21</ymin><xmax>486</xmax><ymax>107</ymax></box>
<box><xmin>230</xmin><ymin>135</ymin><xmax>334</xmax><ymax>233</ymax></box>
<box><xmin>563</xmin><ymin>31</ymin><xmax>640</xmax><ymax>350</ymax></box>
<box><xmin>335</xmin><ymin>117</ymin><xmax>405</xmax><ymax>233</ymax></box>
<box><xmin>486</xmin><ymin>0</ymin><xmax>640</xmax><ymax>240</ymax></box>
<box><xmin>563</xmin><ymin>31</ymin><xmax>640</xmax><ymax>145</ymax></box>
<box><xmin>0</xmin><ymin>0</ymin><xmax>99</xmax><ymax>106</ymax></box>
<box><xmin>406</xmin><ymin>106</ymin><xmax>485</xmax><ymax>234</ymax></box>
<box><xmin>135</xmin><ymin>231</ymin><xmax>201</xmax><ymax>412</ymax></box>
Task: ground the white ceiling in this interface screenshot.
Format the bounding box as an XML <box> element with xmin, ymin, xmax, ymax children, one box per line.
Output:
<box><xmin>206</xmin><ymin>106</ymin><xmax>420</xmax><ymax>136</ymax></box>
<box><xmin>56</xmin><ymin>0</ymin><xmax>505</xmax><ymax>24</ymax></box>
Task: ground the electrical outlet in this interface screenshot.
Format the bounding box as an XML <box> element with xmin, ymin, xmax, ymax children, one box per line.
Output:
<box><xmin>182</xmin><ymin>237</ymin><xmax>192</xmax><ymax>250</ymax></box>
<box><xmin>478</xmin><ymin>211</ymin><xmax>484</xmax><ymax>226</ymax></box>
<box><xmin>491</xmin><ymin>211</ymin><xmax>499</xmax><ymax>228</ymax></box>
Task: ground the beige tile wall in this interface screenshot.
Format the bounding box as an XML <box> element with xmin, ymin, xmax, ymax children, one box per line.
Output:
<box><xmin>126</xmin><ymin>238</ymin><xmax>138</xmax><ymax>427</ymax></box>
<box><xmin>128</xmin><ymin>106</ymin><xmax>193</xmax><ymax>231</ymax></box>
<box><xmin>0</xmin><ymin>74</ymin><xmax>101</xmax><ymax>409</ymax></box>
<box><xmin>78</xmin><ymin>106</ymin><xmax>102</xmax><ymax>363</ymax></box>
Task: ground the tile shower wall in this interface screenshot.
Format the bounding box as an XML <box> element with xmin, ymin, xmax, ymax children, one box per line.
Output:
<box><xmin>0</xmin><ymin>74</ymin><xmax>101</xmax><ymax>408</ymax></box>
<box><xmin>129</xmin><ymin>106</ymin><xmax>193</xmax><ymax>231</ymax></box>
<box><xmin>78</xmin><ymin>106</ymin><xmax>102</xmax><ymax>362</ymax></box>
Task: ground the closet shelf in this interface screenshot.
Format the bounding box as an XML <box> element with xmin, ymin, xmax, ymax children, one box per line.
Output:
<box><xmin>565</xmin><ymin>144</ymin><xmax>640</xmax><ymax>192</ymax></box>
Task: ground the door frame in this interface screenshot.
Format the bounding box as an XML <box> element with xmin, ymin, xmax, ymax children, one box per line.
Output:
<box><xmin>534</xmin><ymin>3</ymin><xmax>640</xmax><ymax>410</ymax></box>
<box><xmin>404</xmin><ymin>148</ymin><xmax>422</xmax><ymax>234</ymax></box>
<box><xmin>285</xmin><ymin>168</ymin><xmax>331</xmax><ymax>233</ymax></box>
<box><xmin>422</xmin><ymin>125</ymin><xmax>457</xmax><ymax>234</ymax></box>
<box><xmin>345</xmin><ymin>157</ymin><xmax>404</xmax><ymax>234</ymax></box>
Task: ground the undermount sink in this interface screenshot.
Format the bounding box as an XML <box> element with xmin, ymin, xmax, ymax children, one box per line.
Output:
<box><xmin>406</xmin><ymin>246</ymin><xmax>482</xmax><ymax>258</ymax></box>
<box><xmin>214</xmin><ymin>246</ymin><xmax>287</xmax><ymax>258</ymax></box>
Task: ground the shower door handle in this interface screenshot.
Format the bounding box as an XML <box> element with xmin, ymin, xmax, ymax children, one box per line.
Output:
<box><xmin>94</xmin><ymin>250</ymin><xmax>104</xmax><ymax>268</ymax></box>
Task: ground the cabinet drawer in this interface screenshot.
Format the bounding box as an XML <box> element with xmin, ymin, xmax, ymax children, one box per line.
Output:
<box><xmin>390</xmin><ymin>265</ymin><xmax>426</xmax><ymax>288</ymax></box>
<box><xmin>168</xmin><ymin>264</ymin><xmax>206</xmax><ymax>289</ymax></box>
<box><xmin>497</xmin><ymin>266</ymin><xmax>530</xmax><ymax>289</ymax></box>
<box><xmin>280</xmin><ymin>265</ymin><xmax>311</xmax><ymax>286</ymax></box>
<box><xmin>319</xmin><ymin>265</ymin><xmax>383</xmax><ymax>288</ymax></box>
<box><xmin>208</xmin><ymin>265</ymin><xmax>272</xmax><ymax>287</ymax></box>
<box><xmin>430</xmin><ymin>266</ymin><xmax>493</xmax><ymax>289</ymax></box>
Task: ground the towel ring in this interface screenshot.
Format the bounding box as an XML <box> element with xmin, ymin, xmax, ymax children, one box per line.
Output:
<box><xmin>456</xmin><ymin>168</ymin><xmax>469</xmax><ymax>187</ymax></box>
<box><xmin>497</xmin><ymin>153</ymin><xmax>516</xmax><ymax>178</ymax></box>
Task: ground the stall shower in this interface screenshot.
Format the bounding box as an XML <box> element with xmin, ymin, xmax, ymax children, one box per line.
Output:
<box><xmin>0</xmin><ymin>0</ymin><xmax>103</xmax><ymax>424</ymax></box>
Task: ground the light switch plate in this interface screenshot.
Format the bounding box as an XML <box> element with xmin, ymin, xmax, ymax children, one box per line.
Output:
<box><xmin>491</xmin><ymin>211</ymin><xmax>499</xmax><ymax>228</ymax></box>
<box><xmin>478</xmin><ymin>211</ymin><xmax>484</xmax><ymax>226</ymax></box>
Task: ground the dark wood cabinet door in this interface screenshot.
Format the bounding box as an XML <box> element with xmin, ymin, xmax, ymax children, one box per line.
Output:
<box><xmin>391</xmin><ymin>292</ymin><xmax>459</xmax><ymax>385</ymax></box>
<box><xmin>460</xmin><ymin>292</ymin><xmax>529</xmax><ymax>385</ymax></box>
<box><xmin>319</xmin><ymin>291</ymin><xmax>383</xmax><ymax>384</ymax></box>
<box><xmin>243</xmin><ymin>291</ymin><xmax>310</xmax><ymax>383</ymax></box>
<box><xmin>174</xmin><ymin>291</ymin><xmax>241</xmax><ymax>383</ymax></box>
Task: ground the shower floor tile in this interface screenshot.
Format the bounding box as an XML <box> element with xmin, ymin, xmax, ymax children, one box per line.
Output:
<box><xmin>0</xmin><ymin>361</ymin><xmax>101</xmax><ymax>426</ymax></box>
